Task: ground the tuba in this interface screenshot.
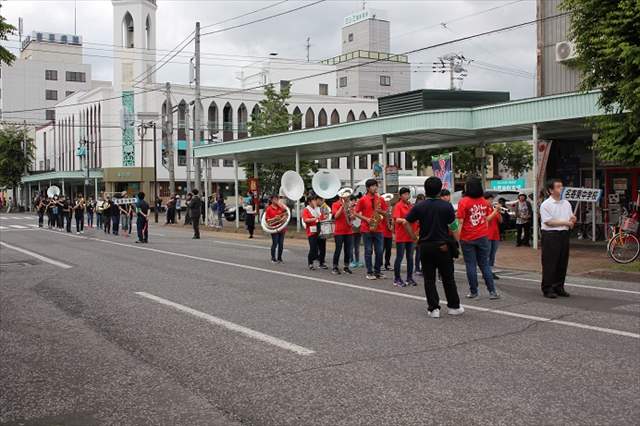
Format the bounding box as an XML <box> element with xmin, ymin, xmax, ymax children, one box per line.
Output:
<box><xmin>260</xmin><ymin>170</ymin><xmax>302</xmax><ymax>233</ymax></box>
<box><xmin>47</xmin><ymin>185</ymin><xmax>61</xmax><ymax>198</ymax></box>
<box><xmin>311</xmin><ymin>170</ymin><xmax>341</xmax><ymax>199</ymax></box>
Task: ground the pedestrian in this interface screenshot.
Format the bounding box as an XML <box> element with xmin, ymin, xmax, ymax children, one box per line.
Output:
<box><xmin>245</xmin><ymin>194</ymin><xmax>256</xmax><ymax>238</ymax></box>
<box><xmin>175</xmin><ymin>195</ymin><xmax>181</xmax><ymax>221</ymax></box>
<box><xmin>165</xmin><ymin>194</ymin><xmax>174</xmax><ymax>224</ymax></box>
<box><xmin>103</xmin><ymin>197</ymin><xmax>112</xmax><ymax>234</ymax></box>
<box><xmin>35</xmin><ymin>195</ymin><xmax>45</xmax><ymax>228</ymax></box>
<box><xmin>303</xmin><ymin>194</ymin><xmax>324</xmax><ymax>270</ymax></box>
<box><xmin>354</xmin><ymin>178</ymin><xmax>388</xmax><ymax>280</ymax></box>
<box><xmin>540</xmin><ymin>178</ymin><xmax>575</xmax><ymax>298</ymax></box>
<box><xmin>111</xmin><ymin>196</ymin><xmax>120</xmax><ymax>236</ymax></box>
<box><xmin>381</xmin><ymin>194</ymin><xmax>394</xmax><ymax>272</ymax></box>
<box><xmin>331</xmin><ymin>188</ymin><xmax>354</xmax><ymax>275</ymax></box>
<box><xmin>86</xmin><ymin>196</ymin><xmax>95</xmax><ymax>228</ymax></box>
<box><xmin>393</xmin><ymin>187</ymin><xmax>417</xmax><ymax>287</ymax></box>
<box><xmin>216</xmin><ymin>193</ymin><xmax>225</xmax><ymax>228</ymax></box>
<box><xmin>135</xmin><ymin>191</ymin><xmax>150</xmax><ymax>244</ymax></box>
<box><xmin>315</xmin><ymin>197</ymin><xmax>329</xmax><ymax>269</ymax></box>
<box><xmin>61</xmin><ymin>196</ymin><xmax>72</xmax><ymax>233</ymax></box>
<box><xmin>515</xmin><ymin>193</ymin><xmax>533</xmax><ymax>246</ymax></box>
<box><xmin>497</xmin><ymin>197</ymin><xmax>510</xmax><ymax>240</ymax></box>
<box><xmin>349</xmin><ymin>194</ymin><xmax>363</xmax><ymax>269</ymax></box>
<box><xmin>96</xmin><ymin>197</ymin><xmax>104</xmax><ymax>229</ymax></box>
<box><xmin>184</xmin><ymin>193</ymin><xmax>192</xmax><ymax>225</ymax></box>
<box><xmin>400</xmin><ymin>176</ymin><xmax>464</xmax><ymax>319</ymax></box>
<box><xmin>74</xmin><ymin>193</ymin><xmax>85</xmax><ymax>234</ymax></box>
<box><xmin>485</xmin><ymin>192</ymin><xmax>502</xmax><ymax>280</ymax></box>
<box><xmin>119</xmin><ymin>201</ymin><xmax>130</xmax><ymax>235</ymax></box>
<box><xmin>46</xmin><ymin>197</ymin><xmax>55</xmax><ymax>228</ymax></box>
<box><xmin>189</xmin><ymin>189</ymin><xmax>202</xmax><ymax>239</ymax></box>
<box><xmin>265</xmin><ymin>195</ymin><xmax>287</xmax><ymax>263</ymax></box>
<box><xmin>155</xmin><ymin>197</ymin><xmax>162</xmax><ymax>223</ymax></box>
<box><xmin>414</xmin><ymin>193</ymin><xmax>426</xmax><ymax>276</ymax></box>
<box><xmin>457</xmin><ymin>177</ymin><xmax>501</xmax><ymax>300</ymax></box>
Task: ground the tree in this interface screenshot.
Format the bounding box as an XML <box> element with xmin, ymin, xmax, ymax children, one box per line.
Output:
<box><xmin>413</xmin><ymin>141</ymin><xmax>532</xmax><ymax>180</ymax></box>
<box><xmin>244</xmin><ymin>84</ymin><xmax>317</xmax><ymax>196</ymax></box>
<box><xmin>0</xmin><ymin>125</ymin><xmax>34</xmax><ymax>206</ymax></box>
<box><xmin>0</xmin><ymin>4</ymin><xmax>16</xmax><ymax>65</ymax></box>
<box><xmin>561</xmin><ymin>0</ymin><xmax>640</xmax><ymax>164</ymax></box>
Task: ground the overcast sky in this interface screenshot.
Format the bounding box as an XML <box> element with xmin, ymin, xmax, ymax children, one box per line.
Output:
<box><xmin>3</xmin><ymin>0</ymin><xmax>537</xmax><ymax>99</ymax></box>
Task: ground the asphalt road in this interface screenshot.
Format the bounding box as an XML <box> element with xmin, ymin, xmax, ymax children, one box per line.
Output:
<box><xmin>1</xmin><ymin>213</ymin><xmax>639</xmax><ymax>425</ymax></box>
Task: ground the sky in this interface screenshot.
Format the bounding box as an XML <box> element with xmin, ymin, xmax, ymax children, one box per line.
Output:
<box><xmin>2</xmin><ymin>0</ymin><xmax>537</xmax><ymax>99</ymax></box>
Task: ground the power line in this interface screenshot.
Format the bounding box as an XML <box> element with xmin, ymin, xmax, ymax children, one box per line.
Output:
<box><xmin>200</xmin><ymin>0</ymin><xmax>289</xmax><ymax>30</ymax></box>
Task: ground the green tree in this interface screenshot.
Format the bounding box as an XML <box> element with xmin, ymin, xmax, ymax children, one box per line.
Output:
<box><xmin>0</xmin><ymin>4</ymin><xmax>16</xmax><ymax>65</ymax></box>
<box><xmin>244</xmin><ymin>84</ymin><xmax>316</xmax><ymax>196</ymax></box>
<box><xmin>561</xmin><ymin>0</ymin><xmax>640</xmax><ymax>164</ymax></box>
<box><xmin>492</xmin><ymin>141</ymin><xmax>533</xmax><ymax>178</ymax></box>
<box><xmin>0</xmin><ymin>125</ymin><xmax>34</xmax><ymax>206</ymax></box>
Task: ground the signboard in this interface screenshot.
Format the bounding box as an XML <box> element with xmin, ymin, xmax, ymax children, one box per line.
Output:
<box><xmin>613</xmin><ymin>178</ymin><xmax>628</xmax><ymax>191</ymax></box>
<box><xmin>344</xmin><ymin>9</ymin><xmax>371</xmax><ymax>26</ymax></box>
<box><xmin>562</xmin><ymin>187</ymin><xmax>602</xmax><ymax>203</ymax></box>
<box><xmin>113</xmin><ymin>197</ymin><xmax>137</xmax><ymax>205</ymax></box>
<box><xmin>535</xmin><ymin>140</ymin><xmax>552</xmax><ymax>192</ymax></box>
<box><xmin>372</xmin><ymin>161</ymin><xmax>384</xmax><ymax>188</ymax></box>
<box><xmin>385</xmin><ymin>165</ymin><xmax>399</xmax><ymax>194</ymax></box>
<box><xmin>490</xmin><ymin>178</ymin><xmax>525</xmax><ymax>191</ymax></box>
<box><xmin>431</xmin><ymin>153</ymin><xmax>453</xmax><ymax>191</ymax></box>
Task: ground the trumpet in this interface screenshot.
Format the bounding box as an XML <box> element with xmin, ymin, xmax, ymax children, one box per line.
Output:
<box><xmin>494</xmin><ymin>203</ymin><xmax>510</xmax><ymax>214</ymax></box>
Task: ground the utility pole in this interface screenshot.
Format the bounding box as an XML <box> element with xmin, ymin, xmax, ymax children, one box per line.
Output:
<box><xmin>448</xmin><ymin>56</ymin><xmax>454</xmax><ymax>90</ymax></box>
<box><xmin>165</xmin><ymin>82</ymin><xmax>175</xmax><ymax>195</ymax></box>
<box><xmin>193</xmin><ymin>21</ymin><xmax>202</xmax><ymax>193</ymax></box>
<box><xmin>153</xmin><ymin>123</ymin><xmax>158</xmax><ymax>223</ymax></box>
<box><xmin>306</xmin><ymin>37</ymin><xmax>311</xmax><ymax>62</ymax></box>
<box><xmin>185</xmin><ymin>104</ymin><xmax>192</xmax><ymax>193</ymax></box>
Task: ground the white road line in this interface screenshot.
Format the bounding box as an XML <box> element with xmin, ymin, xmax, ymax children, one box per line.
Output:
<box><xmin>209</xmin><ymin>239</ymin><xmax>289</xmax><ymax>252</ymax></box>
<box><xmin>29</xmin><ymin>230</ymin><xmax>640</xmax><ymax>339</ymax></box>
<box><xmin>136</xmin><ymin>291</ymin><xmax>315</xmax><ymax>356</ymax></box>
<box><xmin>452</xmin><ymin>268</ymin><xmax>640</xmax><ymax>295</ymax></box>
<box><xmin>0</xmin><ymin>241</ymin><xmax>72</xmax><ymax>269</ymax></box>
<box><xmin>28</xmin><ymin>224</ymin><xmax>40</xmax><ymax>228</ymax></box>
<box><xmin>9</xmin><ymin>225</ymin><xmax>28</xmax><ymax>229</ymax></box>
<box><xmin>0</xmin><ymin>226</ymin><xmax>7</xmax><ymax>230</ymax></box>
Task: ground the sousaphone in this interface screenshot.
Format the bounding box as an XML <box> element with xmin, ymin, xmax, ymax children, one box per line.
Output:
<box><xmin>260</xmin><ymin>170</ymin><xmax>303</xmax><ymax>234</ymax></box>
<box><xmin>46</xmin><ymin>185</ymin><xmax>61</xmax><ymax>198</ymax></box>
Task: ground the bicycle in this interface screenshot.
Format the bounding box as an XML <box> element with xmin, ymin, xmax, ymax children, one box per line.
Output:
<box><xmin>606</xmin><ymin>197</ymin><xmax>639</xmax><ymax>264</ymax></box>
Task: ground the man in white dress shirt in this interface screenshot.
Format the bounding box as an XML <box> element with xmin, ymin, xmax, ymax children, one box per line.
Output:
<box><xmin>540</xmin><ymin>178</ymin><xmax>576</xmax><ymax>298</ymax></box>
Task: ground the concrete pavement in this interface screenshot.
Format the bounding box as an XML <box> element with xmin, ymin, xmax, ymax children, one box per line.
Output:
<box><xmin>1</xmin><ymin>213</ymin><xmax>639</xmax><ymax>425</ymax></box>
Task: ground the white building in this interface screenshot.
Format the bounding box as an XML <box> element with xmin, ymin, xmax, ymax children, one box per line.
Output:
<box><xmin>25</xmin><ymin>0</ymin><xmax>407</xmax><ymax>203</ymax></box>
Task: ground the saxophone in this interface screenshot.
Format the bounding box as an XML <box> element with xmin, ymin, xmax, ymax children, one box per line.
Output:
<box><xmin>369</xmin><ymin>195</ymin><xmax>385</xmax><ymax>231</ymax></box>
<box><xmin>386</xmin><ymin>202</ymin><xmax>393</xmax><ymax>232</ymax></box>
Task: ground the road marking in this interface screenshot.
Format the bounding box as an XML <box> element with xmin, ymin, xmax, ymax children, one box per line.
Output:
<box><xmin>27</xmin><ymin>230</ymin><xmax>640</xmax><ymax>339</ymax></box>
<box><xmin>28</xmin><ymin>224</ymin><xmax>40</xmax><ymax>228</ymax></box>
<box><xmin>136</xmin><ymin>291</ymin><xmax>315</xmax><ymax>356</ymax></box>
<box><xmin>0</xmin><ymin>226</ymin><xmax>7</xmax><ymax>230</ymax></box>
<box><xmin>209</xmin><ymin>239</ymin><xmax>289</xmax><ymax>252</ymax></box>
<box><xmin>452</xmin><ymin>268</ymin><xmax>640</xmax><ymax>295</ymax></box>
<box><xmin>0</xmin><ymin>241</ymin><xmax>72</xmax><ymax>269</ymax></box>
<box><xmin>9</xmin><ymin>225</ymin><xmax>28</xmax><ymax>229</ymax></box>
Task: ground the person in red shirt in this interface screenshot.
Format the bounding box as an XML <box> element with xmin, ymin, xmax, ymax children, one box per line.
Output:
<box><xmin>355</xmin><ymin>179</ymin><xmax>388</xmax><ymax>280</ymax></box>
<box><xmin>456</xmin><ymin>177</ymin><xmax>501</xmax><ymax>299</ymax></box>
<box><xmin>331</xmin><ymin>188</ymin><xmax>354</xmax><ymax>275</ymax></box>
<box><xmin>392</xmin><ymin>187</ymin><xmax>417</xmax><ymax>287</ymax></box>
<box><xmin>485</xmin><ymin>192</ymin><xmax>503</xmax><ymax>280</ymax></box>
<box><xmin>381</xmin><ymin>194</ymin><xmax>394</xmax><ymax>272</ymax></box>
<box><xmin>265</xmin><ymin>195</ymin><xmax>288</xmax><ymax>263</ymax></box>
<box><xmin>302</xmin><ymin>194</ymin><xmax>325</xmax><ymax>270</ymax></box>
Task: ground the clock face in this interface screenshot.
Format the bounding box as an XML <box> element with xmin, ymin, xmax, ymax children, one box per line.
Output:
<box><xmin>123</xmin><ymin>144</ymin><xmax>134</xmax><ymax>153</ymax></box>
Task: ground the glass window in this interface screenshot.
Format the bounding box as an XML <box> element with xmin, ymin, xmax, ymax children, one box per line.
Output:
<box><xmin>60</xmin><ymin>35</ymin><xmax>68</xmax><ymax>43</ymax></box>
<box><xmin>65</xmin><ymin>91</ymin><xmax>74</xmax><ymax>97</ymax></box>
<box><xmin>339</xmin><ymin>76</ymin><xmax>348</xmax><ymax>88</ymax></box>
<box><xmin>223</xmin><ymin>159</ymin><xmax>233</xmax><ymax>167</ymax></box>
<box><xmin>66</xmin><ymin>71</ymin><xmax>86</xmax><ymax>82</ymax></box>
<box><xmin>48</xmin><ymin>33</ymin><xmax>55</xmax><ymax>42</ymax></box>
<box><xmin>178</xmin><ymin>150</ymin><xmax>186</xmax><ymax>166</ymax></box>
<box><xmin>279</xmin><ymin>80</ymin><xmax>290</xmax><ymax>92</ymax></box>
<box><xmin>331</xmin><ymin>157</ymin><xmax>340</xmax><ymax>169</ymax></box>
<box><xmin>404</xmin><ymin>152</ymin><xmax>413</xmax><ymax>170</ymax></box>
<box><xmin>358</xmin><ymin>155</ymin><xmax>368</xmax><ymax>169</ymax></box>
<box><xmin>348</xmin><ymin>33</ymin><xmax>353</xmax><ymax>42</ymax></box>
<box><xmin>45</xmin><ymin>69</ymin><xmax>58</xmax><ymax>81</ymax></box>
<box><xmin>319</xmin><ymin>83</ymin><xmax>328</xmax><ymax>96</ymax></box>
<box><xmin>72</xmin><ymin>36</ymin><xmax>80</xmax><ymax>44</ymax></box>
<box><xmin>45</xmin><ymin>90</ymin><xmax>58</xmax><ymax>100</ymax></box>
<box><xmin>45</xmin><ymin>110</ymin><xmax>55</xmax><ymax>121</ymax></box>
<box><xmin>380</xmin><ymin>75</ymin><xmax>391</xmax><ymax>86</ymax></box>
<box><xmin>317</xmin><ymin>159</ymin><xmax>328</xmax><ymax>168</ymax></box>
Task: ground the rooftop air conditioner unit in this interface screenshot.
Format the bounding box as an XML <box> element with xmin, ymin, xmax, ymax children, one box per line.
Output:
<box><xmin>555</xmin><ymin>41</ymin><xmax>577</xmax><ymax>62</ymax></box>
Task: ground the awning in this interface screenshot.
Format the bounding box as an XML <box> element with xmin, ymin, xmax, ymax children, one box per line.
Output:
<box><xmin>22</xmin><ymin>170</ymin><xmax>104</xmax><ymax>184</ymax></box>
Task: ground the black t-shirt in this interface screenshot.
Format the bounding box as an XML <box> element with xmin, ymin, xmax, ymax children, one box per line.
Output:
<box><xmin>137</xmin><ymin>200</ymin><xmax>149</xmax><ymax>218</ymax></box>
<box><xmin>406</xmin><ymin>198</ymin><xmax>456</xmax><ymax>243</ymax></box>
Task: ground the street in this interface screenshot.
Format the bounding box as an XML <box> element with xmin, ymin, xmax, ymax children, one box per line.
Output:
<box><xmin>1</xmin><ymin>213</ymin><xmax>639</xmax><ymax>425</ymax></box>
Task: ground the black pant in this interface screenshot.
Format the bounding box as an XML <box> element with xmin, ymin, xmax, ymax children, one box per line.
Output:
<box><xmin>137</xmin><ymin>216</ymin><xmax>148</xmax><ymax>242</ymax></box>
<box><xmin>192</xmin><ymin>214</ymin><xmax>200</xmax><ymax>238</ymax></box>
<box><xmin>111</xmin><ymin>215</ymin><xmax>120</xmax><ymax>235</ymax></box>
<box><xmin>318</xmin><ymin>237</ymin><xmax>326</xmax><ymax>265</ymax></box>
<box><xmin>271</xmin><ymin>232</ymin><xmax>284</xmax><ymax>261</ymax></box>
<box><xmin>65</xmin><ymin>212</ymin><xmax>72</xmax><ymax>232</ymax></box>
<box><xmin>420</xmin><ymin>241</ymin><xmax>461</xmax><ymax>312</ymax></box>
<box><xmin>47</xmin><ymin>211</ymin><xmax>54</xmax><ymax>228</ymax></box>
<box><xmin>246</xmin><ymin>214</ymin><xmax>255</xmax><ymax>237</ymax></box>
<box><xmin>308</xmin><ymin>235</ymin><xmax>320</xmax><ymax>265</ymax></box>
<box><xmin>104</xmin><ymin>215</ymin><xmax>111</xmax><ymax>233</ymax></box>
<box><xmin>541</xmin><ymin>230</ymin><xmax>570</xmax><ymax>294</ymax></box>
<box><xmin>516</xmin><ymin>222</ymin><xmax>531</xmax><ymax>246</ymax></box>
<box><xmin>75</xmin><ymin>212</ymin><xmax>84</xmax><ymax>232</ymax></box>
<box><xmin>37</xmin><ymin>211</ymin><xmax>44</xmax><ymax>227</ymax></box>
<box><xmin>383</xmin><ymin>236</ymin><xmax>393</xmax><ymax>267</ymax></box>
<box><xmin>333</xmin><ymin>234</ymin><xmax>353</xmax><ymax>268</ymax></box>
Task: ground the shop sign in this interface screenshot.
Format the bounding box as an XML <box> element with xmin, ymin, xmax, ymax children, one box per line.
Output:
<box><xmin>385</xmin><ymin>165</ymin><xmax>399</xmax><ymax>193</ymax></box>
<box><xmin>490</xmin><ymin>178</ymin><xmax>525</xmax><ymax>191</ymax></box>
<box><xmin>613</xmin><ymin>178</ymin><xmax>628</xmax><ymax>191</ymax></box>
<box><xmin>562</xmin><ymin>187</ymin><xmax>602</xmax><ymax>203</ymax></box>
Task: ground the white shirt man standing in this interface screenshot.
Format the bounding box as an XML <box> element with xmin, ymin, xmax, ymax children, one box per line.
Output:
<box><xmin>540</xmin><ymin>178</ymin><xmax>576</xmax><ymax>298</ymax></box>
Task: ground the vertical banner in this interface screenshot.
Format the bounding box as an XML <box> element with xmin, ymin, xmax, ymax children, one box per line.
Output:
<box><xmin>122</xmin><ymin>90</ymin><xmax>135</xmax><ymax>167</ymax></box>
<box><xmin>385</xmin><ymin>165</ymin><xmax>399</xmax><ymax>194</ymax></box>
<box><xmin>432</xmin><ymin>153</ymin><xmax>453</xmax><ymax>190</ymax></box>
<box><xmin>536</xmin><ymin>140</ymin><xmax>552</xmax><ymax>192</ymax></box>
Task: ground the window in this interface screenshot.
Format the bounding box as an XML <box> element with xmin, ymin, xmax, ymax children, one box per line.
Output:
<box><xmin>319</xmin><ymin>83</ymin><xmax>328</xmax><ymax>96</ymax></box>
<box><xmin>380</xmin><ymin>75</ymin><xmax>391</xmax><ymax>86</ymax></box>
<box><xmin>279</xmin><ymin>80</ymin><xmax>290</xmax><ymax>92</ymax></box>
<box><xmin>72</xmin><ymin>36</ymin><xmax>80</xmax><ymax>45</ymax></box>
<box><xmin>45</xmin><ymin>90</ymin><xmax>58</xmax><ymax>100</ymax></box>
<box><xmin>45</xmin><ymin>69</ymin><xmax>58</xmax><ymax>81</ymax></box>
<box><xmin>339</xmin><ymin>76</ymin><xmax>348</xmax><ymax>88</ymax></box>
<box><xmin>212</xmin><ymin>159</ymin><xmax>219</xmax><ymax>167</ymax></box>
<box><xmin>317</xmin><ymin>159</ymin><xmax>328</xmax><ymax>168</ymax></box>
<box><xmin>60</xmin><ymin>35</ymin><xmax>68</xmax><ymax>43</ymax></box>
<box><xmin>66</xmin><ymin>71</ymin><xmax>86</xmax><ymax>82</ymax></box>
<box><xmin>348</xmin><ymin>33</ymin><xmax>354</xmax><ymax>42</ymax></box>
<box><xmin>45</xmin><ymin>110</ymin><xmax>55</xmax><ymax>121</ymax></box>
<box><xmin>36</xmin><ymin>32</ymin><xmax>43</xmax><ymax>41</ymax></box>
<box><xmin>371</xmin><ymin>153</ymin><xmax>379</xmax><ymax>164</ymax></box>
<box><xmin>178</xmin><ymin>150</ymin><xmax>186</xmax><ymax>166</ymax></box>
<box><xmin>48</xmin><ymin>33</ymin><xmax>55</xmax><ymax>42</ymax></box>
<box><xmin>404</xmin><ymin>152</ymin><xmax>413</xmax><ymax>170</ymax></box>
<box><xmin>223</xmin><ymin>159</ymin><xmax>233</xmax><ymax>167</ymax></box>
<box><xmin>65</xmin><ymin>91</ymin><xmax>74</xmax><ymax>97</ymax></box>
<box><xmin>358</xmin><ymin>155</ymin><xmax>368</xmax><ymax>169</ymax></box>
<box><xmin>331</xmin><ymin>157</ymin><xmax>341</xmax><ymax>169</ymax></box>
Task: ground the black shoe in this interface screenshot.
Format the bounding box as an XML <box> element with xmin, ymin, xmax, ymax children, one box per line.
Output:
<box><xmin>383</xmin><ymin>265</ymin><xmax>392</xmax><ymax>271</ymax></box>
<box><xmin>309</xmin><ymin>264</ymin><xmax>316</xmax><ymax>270</ymax></box>
<box><xmin>343</xmin><ymin>267</ymin><xmax>353</xmax><ymax>274</ymax></box>
<box><xmin>543</xmin><ymin>292</ymin><xmax>557</xmax><ymax>299</ymax></box>
<box><xmin>555</xmin><ymin>290</ymin><xmax>570</xmax><ymax>297</ymax></box>
<box><xmin>319</xmin><ymin>264</ymin><xmax>329</xmax><ymax>270</ymax></box>
<box><xmin>331</xmin><ymin>267</ymin><xmax>341</xmax><ymax>275</ymax></box>
<box><xmin>135</xmin><ymin>240</ymin><xmax>143</xmax><ymax>244</ymax></box>
<box><xmin>492</xmin><ymin>273</ymin><xmax>500</xmax><ymax>280</ymax></box>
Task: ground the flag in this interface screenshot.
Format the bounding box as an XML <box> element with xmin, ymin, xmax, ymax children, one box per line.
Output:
<box><xmin>432</xmin><ymin>153</ymin><xmax>453</xmax><ymax>190</ymax></box>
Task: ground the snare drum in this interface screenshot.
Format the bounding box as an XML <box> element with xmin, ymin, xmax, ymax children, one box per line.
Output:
<box><xmin>319</xmin><ymin>220</ymin><xmax>335</xmax><ymax>239</ymax></box>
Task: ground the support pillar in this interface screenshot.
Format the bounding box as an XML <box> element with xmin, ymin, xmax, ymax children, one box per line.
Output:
<box><xmin>234</xmin><ymin>157</ymin><xmax>239</xmax><ymax>230</ymax></box>
<box><xmin>592</xmin><ymin>134</ymin><xmax>597</xmax><ymax>242</ymax></box>
<box><xmin>28</xmin><ymin>184</ymin><xmax>32</xmax><ymax>210</ymax></box>
<box><xmin>205</xmin><ymin>158</ymin><xmax>210</xmax><ymax>226</ymax></box>
<box><xmin>94</xmin><ymin>177</ymin><xmax>98</xmax><ymax>200</ymax></box>
<box><xmin>349</xmin><ymin>150</ymin><xmax>354</xmax><ymax>189</ymax></box>
<box><xmin>532</xmin><ymin>124</ymin><xmax>539</xmax><ymax>250</ymax></box>
<box><xmin>61</xmin><ymin>179</ymin><xmax>65</xmax><ymax>196</ymax></box>
<box><xmin>382</xmin><ymin>136</ymin><xmax>388</xmax><ymax>193</ymax></box>
<box><xmin>295</xmin><ymin>149</ymin><xmax>301</xmax><ymax>232</ymax></box>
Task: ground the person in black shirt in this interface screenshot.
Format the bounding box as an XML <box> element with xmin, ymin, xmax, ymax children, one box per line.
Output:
<box><xmin>103</xmin><ymin>197</ymin><xmax>112</xmax><ymax>234</ymax></box>
<box><xmin>135</xmin><ymin>192</ymin><xmax>150</xmax><ymax>243</ymax></box>
<box><xmin>35</xmin><ymin>195</ymin><xmax>45</xmax><ymax>227</ymax></box>
<box><xmin>61</xmin><ymin>196</ymin><xmax>72</xmax><ymax>233</ymax></box>
<box><xmin>189</xmin><ymin>189</ymin><xmax>202</xmax><ymax>239</ymax></box>
<box><xmin>400</xmin><ymin>177</ymin><xmax>463</xmax><ymax>319</ymax></box>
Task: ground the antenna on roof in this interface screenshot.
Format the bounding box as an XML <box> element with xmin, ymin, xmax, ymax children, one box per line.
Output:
<box><xmin>305</xmin><ymin>37</ymin><xmax>311</xmax><ymax>62</ymax></box>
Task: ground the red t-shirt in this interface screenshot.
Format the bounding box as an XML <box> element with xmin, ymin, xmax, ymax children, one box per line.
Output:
<box><xmin>302</xmin><ymin>206</ymin><xmax>322</xmax><ymax>237</ymax></box>
<box><xmin>393</xmin><ymin>201</ymin><xmax>414</xmax><ymax>243</ymax></box>
<box><xmin>487</xmin><ymin>214</ymin><xmax>501</xmax><ymax>241</ymax></box>
<box><xmin>332</xmin><ymin>200</ymin><xmax>352</xmax><ymax>235</ymax></box>
<box><xmin>382</xmin><ymin>216</ymin><xmax>393</xmax><ymax>238</ymax></box>
<box><xmin>355</xmin><ymin>193</ymin><xmax>388</xmax><ymax>233</ymax></box>
<box><xmin>456</xmin><ymin>196</ymin><xmax>491</xmax><ymax>241</ymax></box>
<box><xmin>265</xmin><ymin>204</ymin><xmax>287</xmax><ymax>233</ymax></box>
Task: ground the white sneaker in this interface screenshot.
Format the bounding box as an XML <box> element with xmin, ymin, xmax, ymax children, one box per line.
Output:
<box><xmin>427</xmin><ymin>308</ymin><xmax>440</xmax><ymax>318</ymax></box>
<box><xmin>448</xmin><ymin>306</ymin><xmax>465</xmax><ymax>316</ymax></box>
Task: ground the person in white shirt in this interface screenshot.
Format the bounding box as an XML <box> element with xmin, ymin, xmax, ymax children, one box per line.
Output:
<box><xmin>540</xmin><ymin>178</ymin><xmax>576</xmax><ymax>298</ymax></box>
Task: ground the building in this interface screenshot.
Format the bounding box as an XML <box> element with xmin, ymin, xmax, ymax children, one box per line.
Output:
<box><xmin>22</xmin><ymin>0</ymin><xmax>385</xmax><ymax>205</ymax></box>
<box><xmin>0</xmin><ymin>31</ymin><xmax>97</xmax><ymax>125</ymax></box>
<box><xmin>326</xmin><ymin>8</ymin><xmax>411</xmax><ymax>99</ymax></box>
